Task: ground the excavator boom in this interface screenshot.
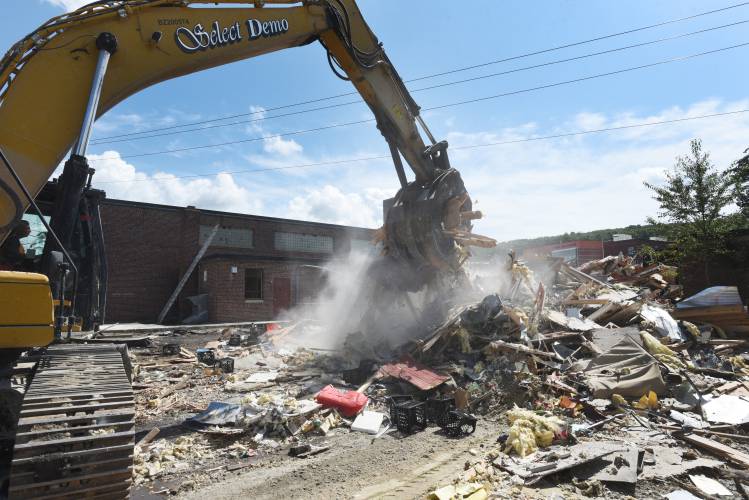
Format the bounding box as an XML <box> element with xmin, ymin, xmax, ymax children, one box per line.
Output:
<box><xmin>0</xmin><ymin>3</ymin><xmax>494</xmax><ymax>496</ymax></box>
<box><xmin>0</xmin><ymin>0</ymin><xmax>486</xmax><ymax>284</ymax></box>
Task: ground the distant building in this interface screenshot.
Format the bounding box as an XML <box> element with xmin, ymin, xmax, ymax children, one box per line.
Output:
<box><xmin>101</xmin><ymin>199</ymin><xmax>374</xmax><ymax>324</ymax></box>
<box><xmin>602</xmin><ymin>237</ymin><xmax>666</xmax><ymax>259</ymax></box>
<box><xmin>520</xmin><ymin>240</ymin><xmax>604</xmax><ymax>267</ymax></box>
<box><xmin>521</xmin><ymin>237</ymin><xmax>668</xmax><ymax>267</ymax></box>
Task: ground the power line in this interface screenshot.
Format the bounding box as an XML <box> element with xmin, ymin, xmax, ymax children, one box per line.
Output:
<box><xmin>89</xmin><ymin>41</ymin><xmax>749</xmax><ymax>162</ymax></box>
<box><xmin>406</xmin><ymin>1</ymin><xmax>749</xmax><ymax>81</ymax></box>
<box><xmin>96</xmin><ymin>119</ymin><xmax>374</xmax><ymax>159</ymax></box>
<box><xmin>94</xmin><ymin>108</ymin><xmax>749</xmax><ymax>184</ymax></box>
<box><xmin>91</xmin><ymin>19</ymin><xmax>749</xmax><ymax>146</ymax></box>
<box><xmin>89</xmin><ymin>1</ymin><xmax>749</xmax><ymax>143</ymax></box>
<box><xmin>424</xmin><ymin>42</ymin><xmax>749</xmax><ymax>113</ymax></box>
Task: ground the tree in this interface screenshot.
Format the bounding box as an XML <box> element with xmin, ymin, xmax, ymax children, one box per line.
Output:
<box><xmin>644</xmin><ymin>139</ymin><xmax>738</xmax><ymax>281</ymax></box>
<box><xmin>731</xmin><ymin>148</ymin><xmax>749</xmax><ymax>219</ymax></box>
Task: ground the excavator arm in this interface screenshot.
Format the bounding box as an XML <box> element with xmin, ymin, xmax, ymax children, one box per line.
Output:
<box><xmin>0</xmin><ymin>0</ymin><xmax>490</xmax><ymax>286</ymax></box>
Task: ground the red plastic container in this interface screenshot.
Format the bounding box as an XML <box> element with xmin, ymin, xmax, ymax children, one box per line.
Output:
<box><xmin>315</xmin><ymin>385</ymin><xmax>368</xmax><ymax>417</ymax></box>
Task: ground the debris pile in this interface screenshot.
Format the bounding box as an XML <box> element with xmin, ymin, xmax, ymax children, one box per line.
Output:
<box><xmin>112</xmin><ymin>252</ymin><xmax>749</xmax><ymax>498</ymax></box>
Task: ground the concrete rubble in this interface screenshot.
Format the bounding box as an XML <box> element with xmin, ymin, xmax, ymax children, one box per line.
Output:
<box><xmin>88</xmin><ymin>253</ymin><xmax>749</xmax><ymax>498</ymax></box>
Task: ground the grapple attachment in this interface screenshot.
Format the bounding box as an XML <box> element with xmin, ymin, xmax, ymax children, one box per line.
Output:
<box><xmin>381</xmin><ymin>168</ymin><xmax>495</xmax><ymax>290</ymax></box>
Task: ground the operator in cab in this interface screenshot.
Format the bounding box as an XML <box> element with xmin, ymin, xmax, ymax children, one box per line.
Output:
<box><xmin>0</xmin><ymin>219</ymin><xmax>31</xmax><ymax>271</ymax></box>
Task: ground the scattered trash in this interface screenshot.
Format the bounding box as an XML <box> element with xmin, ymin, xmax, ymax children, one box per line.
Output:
<box><xmin>702</xmin><ymin>394</ymin><xmax>749</xmax><ymax>425</ymax></box>
<box><xmin>351</xmin><ymin>410</ymin><xmax>386</xmax><ymax>434</ymax></box>
<box><xmin>504</xmin><ymin>407</ymin><xmax>565</xmax><ymax>457</ymax></box>
<box><xmin>688</xmin><ymin>474</ymin><xmax>732</xmax><ymax>497</ymax></box>
<box><xmin>123</xmin><ymin>255</ymin><xmax>749</xmax><ymax>500</ymax></box>
<box><xmin>315</xmin><ymin>385</ymin><xmax>368</xmax><ymax>417</ymax></box>
<box><xmin>392</xmin><ymin>399</ymin><xmax>427</xmax><ymax>434</ymax></box>
<box><xmin>196</xmin><ymin>348</ymin><xmax>217</xmax><ymax>365</ymax></box>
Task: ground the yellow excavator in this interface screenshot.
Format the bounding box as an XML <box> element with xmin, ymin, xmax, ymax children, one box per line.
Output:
<box><xmin>0</xmin><ymin>0</ymin><xmax>490</xmax><ymax>497</ymax></box>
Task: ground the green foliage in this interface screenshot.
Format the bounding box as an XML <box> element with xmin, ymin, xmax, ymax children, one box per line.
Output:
<box><xmin>731</xmin><ymin>148</ymin><xmax>749</xmax><ymax>219</ymax></box>
<box><xmin>493</xmin><ymin>223</ymin><xmax>663</xmax><ymax>257</ymax></box>
<box><xmin>644</xmin><ymin>139</ymin><xmax>738</xmax><ymax>260</ymax></box>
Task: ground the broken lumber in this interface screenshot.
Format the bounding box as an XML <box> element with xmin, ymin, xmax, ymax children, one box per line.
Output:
<box><xmin>160</xmin><ymin>380</ymin><xmax>189</xmax><ymax>398</ymax></box>
<box><xmin>136</xmin><ymin>427</ymin><xmax>160</xmax><ymax>448</ymax></box>
<box><xmin>661</xmin><ymin>425</ymin><xmax>749</xmax><ymax>442</ymax></box>
<box><xmin>676</xmin><ymin>432</ymin><xmax>749</xmax><ymax>468</ymax></box>
<box><xmin>484</xmin><ymin>340</ymin><xmax>558</xmax><ymax>360</ymax></box>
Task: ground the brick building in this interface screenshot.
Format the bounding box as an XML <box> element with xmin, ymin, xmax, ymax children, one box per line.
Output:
<box><xmin>100</xmin><ymin>199</ymin><xmax>375</xmax><ymax>324</ymax></box>
<box><xmin>520</xmin><ymin>237</ymin><xmax>668</xmax><ymax>267</ymax></box>
<box><xmin>520</xmin><ymin>240</ymin><xmax>604</xmax><ymax>267</ymax></box>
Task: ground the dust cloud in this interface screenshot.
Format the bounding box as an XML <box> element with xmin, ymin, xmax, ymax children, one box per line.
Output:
<box><xmin>274</xmin><ymin>246</ymin><xmax>518</xmax><ymax>357</ymax></box>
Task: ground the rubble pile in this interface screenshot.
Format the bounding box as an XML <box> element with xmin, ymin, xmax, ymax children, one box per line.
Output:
<box><xmin>115</xmin><ymin>252</ymin><xmax>749</xmax><ymax>498</ymax></box>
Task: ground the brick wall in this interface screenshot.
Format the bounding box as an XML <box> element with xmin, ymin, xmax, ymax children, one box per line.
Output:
<box><xmin>198</xmin><ymin>259</ymin><xmax>299</xmax><ymax>322</ymax></box>
<box><xmin>101</xmin><ymin>202</ymin><xmax>185</xmax><ymax>323</ymax></box>
<box><xmin>101</xmin><ymin>199</ymin><xmax>374</xmax><ymax>324</ymax></box>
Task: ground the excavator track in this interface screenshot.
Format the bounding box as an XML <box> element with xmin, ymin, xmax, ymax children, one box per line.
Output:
<box><xmin>8</xmin><ymin>344</ymin><xmax>134</xmax><ymax>499</ymax></box>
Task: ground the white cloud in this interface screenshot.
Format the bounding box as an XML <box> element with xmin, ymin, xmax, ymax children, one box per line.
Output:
<box><xmin>286</xmin><ymin>185</ymin><xmax>387</xmax><ymax>228</ymax></box>
<box><xmin>88</xmin><ymin>151</ymin><xmax>262</xmax><ymax>214</ymax></box>
<box><xmin>447</xmin><ymin>98</ymin><xmax>749</xmax><ymax>241</ymax></box>
<box><xmin>42</xmin><ymin>0</ymin><xmax>91</xmax><ymax>12</ymax></box>
<box><xmin>263</xmin><ymin>135</ymin><xmax>303</xmax><ymax>156</ymax></box>
<box><xmin>78</xmin><ymin>98</ymin><xmax>749</xmax><ymax>243</ymax></box>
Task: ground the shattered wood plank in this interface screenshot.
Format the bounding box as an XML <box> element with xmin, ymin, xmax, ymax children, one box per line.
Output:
<box><xmin>533</xmin><ymin>331</ymin><xmax>582</xmax><ymax>343</ymax></box>
<box><xmin>485</xmin><ymin>340</ymin><xmax>558</xmax><ymax>360</ymax></box>
<box><xmin>563</xmin><ymin>263</ymin><xmax>612</xmax><ymax>288</ymax></box>
<box><xmin>136</xmin><ymin>427</ymin><xmax>160</xmax><ymax>448</ymax></box>
<box><xmin>160</xmin><ymin>380</ymin><xmax>188</xmax><ymax>398</ymax></box>
<box><xmin>672</xmin><ymin>305</ymin><xmax>747</xmax><ymax>319</ymax></box>
<box><xmin>563</xmin><ymin>299</ymin><xmax>612</xmax><ymax>305</ymax></box>
<box><xmin>677</xmin><ymin>432</ymin><xmax>749</xmax><ymax>468</ymax></box>
<box><xmin>661</xmin><ymin>425</ymin><xmax>749</xmax><ymax>442</ymax></box>
<box><xmin>587</xmin><ymin>302</ymin><xmax>622</xmax><ymax>324</ymax></box>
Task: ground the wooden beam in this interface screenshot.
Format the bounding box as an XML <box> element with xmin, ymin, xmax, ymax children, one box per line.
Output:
<box><xmin>157</xmin><ymin>223</ymin><xmax>219</xmax><ymax>324</ymax></box>
<box><xmin>677</xmin><ymin>432</ymin><xmax>749</xmax><ymax>468</ymax></box>
<box><xmin>485</xmin><ymin>340</ymin><xmax>558</xmax><ymax>360</ymax></box>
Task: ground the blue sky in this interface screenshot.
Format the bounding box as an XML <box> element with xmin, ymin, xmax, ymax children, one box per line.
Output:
<box><xmin>4</xmin><ymin>0</ymin><xmax>749</xmax><ymax>241</ymax></box>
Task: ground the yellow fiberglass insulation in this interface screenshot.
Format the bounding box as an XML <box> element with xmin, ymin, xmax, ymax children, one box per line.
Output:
<box><xmin>640</xmin><ymin>331</ymin><xmax>688</xmax><ymax>371</ymax></box>
<box><xmin>504</xmin><ymin>407</ymin><xmax>564</xmax><ymax>457</ymax></box>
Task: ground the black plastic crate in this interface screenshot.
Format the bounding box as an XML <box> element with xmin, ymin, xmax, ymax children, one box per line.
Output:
<box><xmin>440</xmin><ymin>410</ymin><xmax>477</xmax><ymax>437</ymax></box>
<box><xmin>387</xmin><ymin>395</ymin><xmax>414</xmax><ymax>417</ymax></box>
<box><xmin>161</xmin><ymin>344</ymin><xmax>180</xmax><ymax>356</ymax></box>
<box><xmin>426</xmin><ymin>395</ymin><xmax>455</xmax><ymax>426</ymax></box>
<box><xmin>216</xmin><ymin>357</ymin><xmax>234</xmax><ymax>373</ymax></box>
<box><xmin>394</xmin><ymin>400</ymin><xmax>427</xmax><ymax>434</ymax></box>
<box><xmin>196</xmin><ymin>348</ymin><xmax>216</xmax><ymax>365</ymax></box>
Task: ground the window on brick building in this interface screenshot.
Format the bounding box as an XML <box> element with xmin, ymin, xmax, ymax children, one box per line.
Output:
<box><xmin>244</xmin><ymin>269</ymin><xmax>263</xmax><ymax>300</ymax></box>
<box><xmin>200</xmin><ymin>225</ymin><xmax>253</xmax><ymax>249</ymax></box>
<box><xmin>274</xmin><ymin>232</ymin><xmax>333</xmax><ymax>253</ymax></box>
